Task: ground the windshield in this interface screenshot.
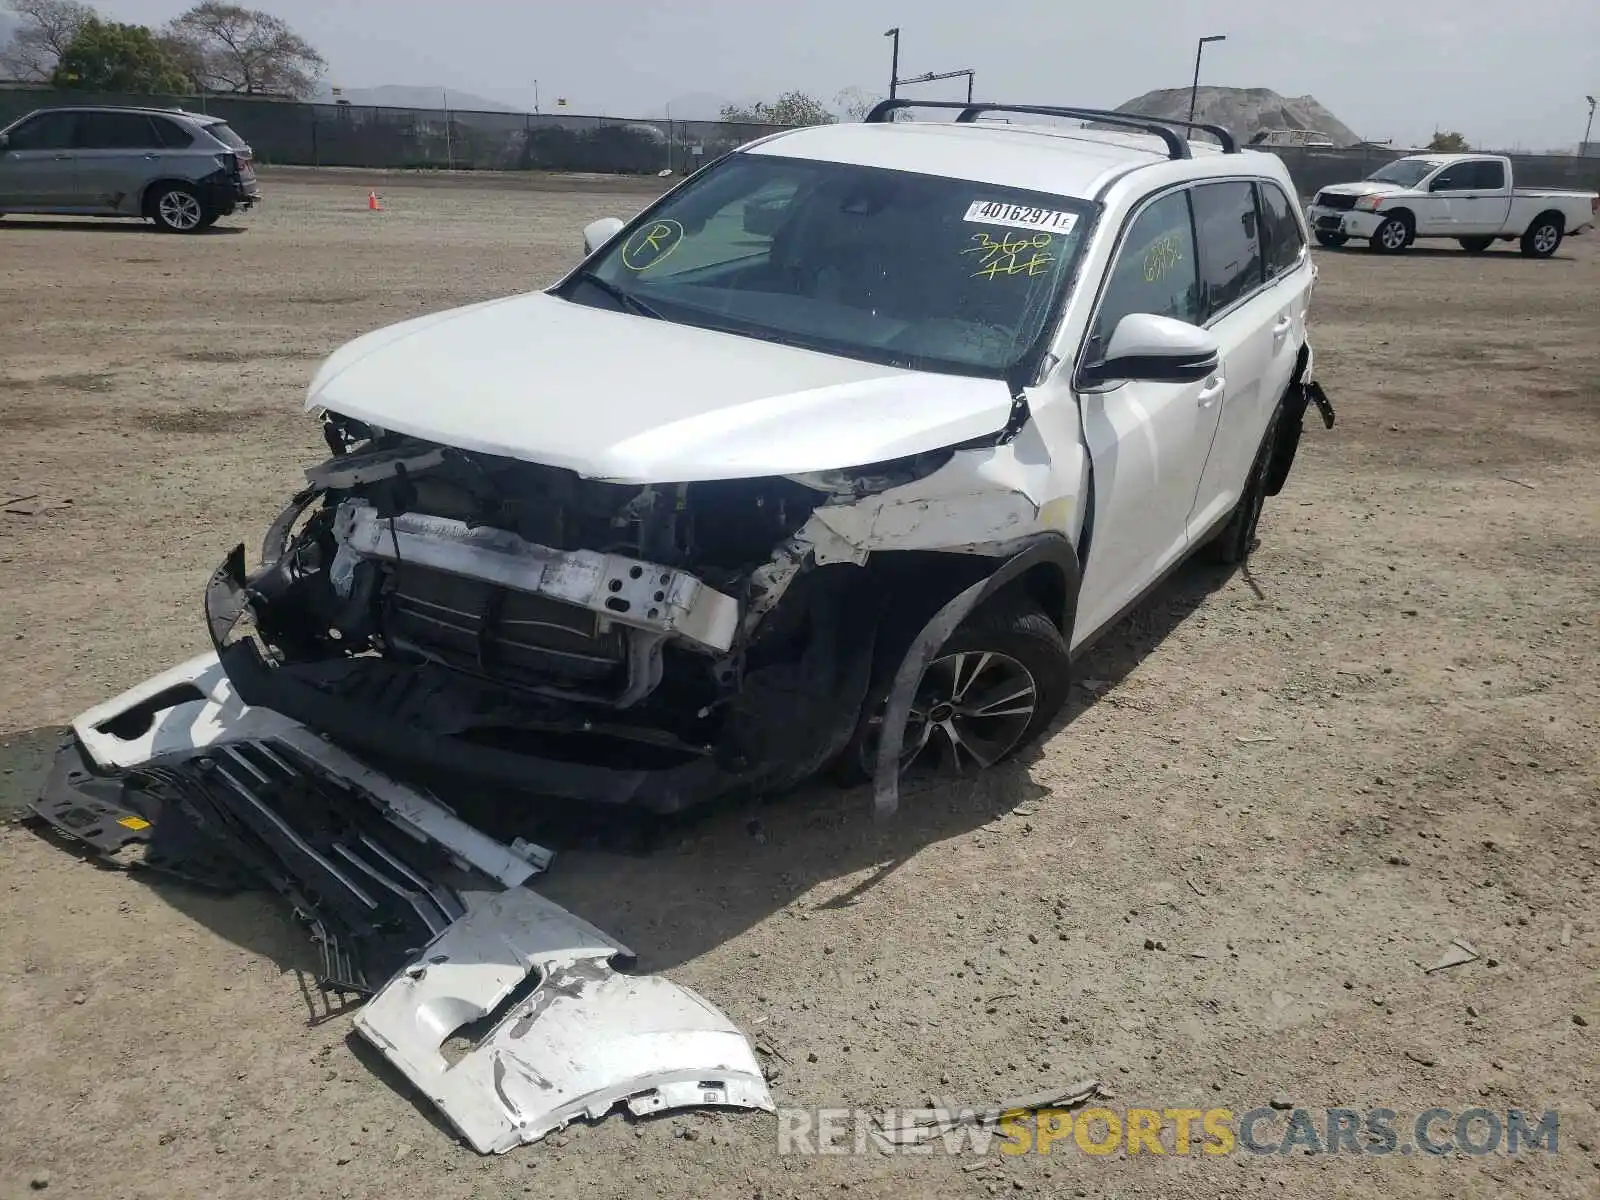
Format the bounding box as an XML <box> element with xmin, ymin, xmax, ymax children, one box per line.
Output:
<box><xmin>1365</xmin><ymin>159</ymin><xmax>1439</xmax><ymax>187</ymax></box>
<box><xmin>561</xmin><ymin>154</ymin><xmax>1093</xmax><ymax>378</ymax></box>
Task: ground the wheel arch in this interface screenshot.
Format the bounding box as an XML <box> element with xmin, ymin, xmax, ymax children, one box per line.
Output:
<box><xmin>866</xmin><ymin>534</ymin><xmax>1080</xmax><ymax>818</ymax></box>
<box><xmin>1525</xmin><ymin>208</ymin><xmax>1565</xmax><ymax>236</ymax></box>
<box><xmin>140</xmin><ymin>177</ymin><xmax>199</xmax><ymax>217</ymax></box>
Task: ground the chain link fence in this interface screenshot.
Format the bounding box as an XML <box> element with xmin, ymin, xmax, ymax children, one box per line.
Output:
<box><xmin>3</xmin><ymin>85</ymin><xmax>1597</xmax><ymax>192</ymax></box>
<box><xmin>0</xmin><ymin>85</ymin><xmax>785</xmax><ymax>175</ymax></box>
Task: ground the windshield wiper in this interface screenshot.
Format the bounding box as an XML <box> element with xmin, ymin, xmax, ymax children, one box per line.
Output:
<box><xmin>569</xmin><ymin>269</ymin><xmax>663</xmax><ymax>320</ymax></box>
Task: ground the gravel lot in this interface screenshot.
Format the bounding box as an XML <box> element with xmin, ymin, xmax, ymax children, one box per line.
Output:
<box><xmin>1</xmin><ymin>171</ymin><xmax>1596</xmax><ymax>1200</ymax></box>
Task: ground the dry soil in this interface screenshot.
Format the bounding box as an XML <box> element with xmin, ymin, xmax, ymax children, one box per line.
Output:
<box><xmin>0</xmin><ymin>172</ymin><xmax>1597</xmax><ymax>1200</ymax></box>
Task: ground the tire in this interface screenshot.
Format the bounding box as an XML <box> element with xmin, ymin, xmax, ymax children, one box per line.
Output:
<box><xmin>1314</xmin><ymin>231</ymin><xmax>1348</xmax><ymax>248</ymax></box>
<box><xmin>1206</xmin><ymin>403</ymin><xmax>1283</xmax><ymax>566</ymax></box>
<box><xmin>148</xmin><ymin>183</ymin><xmax>211</xmax><ymax>234</ymax></box>
<box><xmin>1520</xmin><ymin>214</ymin><xmax>1563</xmax><ymax>258</ymax></box>
<box><xmin>1369</xmin><ymin>214</ymin><xmax>1412</xmax><ymax>254</ymax></box>
<box><xmin>834</xmin><ymin>597</ymin><xmax>1071</xmax><ymax>785</ymax></box>
<box><xmin>1458</xmin><ymin>236</ymin><xmax>1494</xmax><ymax>253</ymax></box>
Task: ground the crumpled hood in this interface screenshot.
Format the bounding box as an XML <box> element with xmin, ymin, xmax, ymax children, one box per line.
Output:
<box><xmin>1316</xmin><ymin>181</ymin><xmax>1402</xmax><ymax>200</ymax></box>
<box><xmin>306</xmin><ymin>291</ymin><xmax>1016</xmax><ymax>484</ymax></box>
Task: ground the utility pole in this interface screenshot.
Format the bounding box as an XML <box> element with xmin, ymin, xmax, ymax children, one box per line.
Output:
<box><xmin>1188</xmin><ymin>34</ymin><xmax>1226</xmax><ymax>124</ymax></box>
<box><xmin>1584</xmin><ymin>95</ymin><xmax>1597</xmax><ymax>156</ymax></box>
<box><xmin>885</xmin><ymin>27</ymin><xmax>900</xmax><ymax>99</ymax></box>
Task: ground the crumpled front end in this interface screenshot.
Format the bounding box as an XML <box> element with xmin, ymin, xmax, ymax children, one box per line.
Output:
<box><xmin>205</xmin><ymin>413</ymin><xmax>910</xmax><ymax>811</ymax></box>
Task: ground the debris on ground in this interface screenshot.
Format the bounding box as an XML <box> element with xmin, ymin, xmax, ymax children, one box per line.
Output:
<box><xmin>874</xmin><ymin>1079</ymin><xmax>1102</xmax><ymax>1146</ymax></box>
<box><xmin>1424</xmin><ymin>939</ymin><xmax>1481</xmax><ymax>973</ymax></box>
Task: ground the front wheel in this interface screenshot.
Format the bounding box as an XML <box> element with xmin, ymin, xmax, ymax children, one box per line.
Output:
<box><xmin>1458</xmin><ymin>236</ymin><xmax>1494</xmax><ymax>253</ymax></box>
<box><xmin>1314</xmin><ymin>231</ymin><xmax>1348</xmax><ymax>248</ymax></box>
<box><xmin>836</xmin><ymin>598</ymin><xmax>1071</xmax><ymax>785</ymax></box>
<box><xmin>1369</xmin><ymin>215</ymin><xmax>1411</xmax><ymax>254</ymax></box>
<box><xmin>1520</xmin><ymin>215</ymin><xmax>1563</xmax><ymax>258</ymax></box>
<box><xmin>149</xmin><ymin>184</ymin><xmax>213</xmax><ymax>234</ymax></box>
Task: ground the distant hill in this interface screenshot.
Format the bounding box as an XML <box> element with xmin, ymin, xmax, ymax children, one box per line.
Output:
<box><xmin>314</xmin><ymin>85</ymin><xmax>522</xmax><ymax>113</ymax></box>
<box><xmin>1115</xmin><ymin>87</ymin><xmax>1362</xmax><ymax>147</ymax></box>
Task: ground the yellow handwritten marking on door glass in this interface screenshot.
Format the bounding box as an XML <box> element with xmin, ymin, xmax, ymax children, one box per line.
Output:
<box><xmin>1142</xmin><ymin>234</ymin><xmax>1183</xmax><ymax>283</ymax></box>
<box><xmin>963</xmin><ymin>231</ymin><xmax>1055</xmax><ymax>280</ymax></box>
<box><xmin>620</xmin><ymin>219</ymin><xmax>684</xmax><ymax>271</ymax></box>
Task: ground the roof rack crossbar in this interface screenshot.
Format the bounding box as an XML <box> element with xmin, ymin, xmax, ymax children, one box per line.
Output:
<box><xmin>863</xmin><ymin>99</ymin><xmax>1240</xmax><ymax>157</ymax></box>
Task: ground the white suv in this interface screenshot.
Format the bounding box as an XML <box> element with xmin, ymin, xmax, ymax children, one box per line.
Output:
<box><xmin>200</xmin><ymin>101</ymin><xmax>1334</xmax><ymax>817</ymax></box>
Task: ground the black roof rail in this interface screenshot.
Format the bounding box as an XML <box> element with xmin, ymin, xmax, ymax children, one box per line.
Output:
<box><xmin>1111</xmin><ymin>109</ymin><xmax>1238</xmax><ymax>153</ymax></box>
<box><xmin>863</xmin><ymin>99</ymin><xmax>1240</xmax><ymax>157</ymax></box>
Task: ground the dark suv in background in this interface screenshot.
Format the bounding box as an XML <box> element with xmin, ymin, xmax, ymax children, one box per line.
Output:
<box><xmin>0</xmin><ymin>105</ymin><xmax>260</xmax><ymax>233</ymax></box>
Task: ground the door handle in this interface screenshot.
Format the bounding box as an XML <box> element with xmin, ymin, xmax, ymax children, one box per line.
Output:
<box><xmin>53</xmin><ymin>154</ymin><xmax>71</xmax><ymax>160</ymax></box>
<box><xmin>1272</xmin><ymin>316</ymin><xmax>1293</xmax><ymax>338</ymax></box>
<box><xmin>1197</xmin><ymin>376</ymin><xmax>1225</xmax><ymax>408</ymax></box>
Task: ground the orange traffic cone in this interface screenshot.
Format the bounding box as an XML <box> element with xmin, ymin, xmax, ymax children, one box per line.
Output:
<box><xmin>367</xmin><ymin>190</ymin><xmax>383</xmax><ymax>211</ymax></box>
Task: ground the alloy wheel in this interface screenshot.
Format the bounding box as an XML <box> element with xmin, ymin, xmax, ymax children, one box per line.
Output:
<box><xmin>159</xmin><ymin>191</ymin><xmax>203</xmax><ymax>231</ymax></box>
<box><xmin>858</xmin><ymin>649</ymin><xmax>1039</xmax><ymax>776</ymax></box>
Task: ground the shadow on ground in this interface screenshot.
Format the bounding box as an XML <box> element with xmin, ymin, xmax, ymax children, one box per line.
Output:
<box><xmin>2</xmin><ymin>555</ymin><xmax>1237</xmax><ymax>988</ymax></box>
<box><xmin>0</xmin><ymin>219</ymin><xmax>247</xmax><ymax>236</ymax></box>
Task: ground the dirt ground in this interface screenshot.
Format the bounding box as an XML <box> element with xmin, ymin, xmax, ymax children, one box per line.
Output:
<box><xmin>1</xmin><ymin>171</ymin><xmax>1596</xmax><ymax>1200</ymax></box>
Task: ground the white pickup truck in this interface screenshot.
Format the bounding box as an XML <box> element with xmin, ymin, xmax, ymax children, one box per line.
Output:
<box><xmin>1305</xmin><ymin>153</ymin><xmax>1598</xmax><ymax>256</ymax></box>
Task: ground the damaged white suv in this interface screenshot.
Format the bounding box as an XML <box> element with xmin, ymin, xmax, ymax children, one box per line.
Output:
<box><xmin>204</xmin><ymin>100</ymin><xmax>1334</xmax><ymax>816</ymax></box>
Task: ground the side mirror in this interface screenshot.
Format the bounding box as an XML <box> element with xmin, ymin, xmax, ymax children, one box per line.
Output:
<box><xmin>1079</xmin><ymin>313</ymin><xmax>1219</xmax><ymax>389</ymax></box>
<box><xmin>582</xmin><ymin>217</ymin><xmax>625</xmax><ymax>256</ymax></box>
<box><xmin>0</xmin><ymin>133</ymin><xmax>9</xmax><ymax>149</ymax></box>
<box><xmin>1430</xmin><ymin>175</ymin><xmax>1455</xmax><ymax>192</ymax></box>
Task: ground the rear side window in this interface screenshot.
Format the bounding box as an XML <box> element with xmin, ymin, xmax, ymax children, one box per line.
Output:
<box><xmin>6</xmin><ymin>111</ymin><xmax>78</xmax><ymax>150</ymax></box>
<box><xmin>1088</xmin><ymin>189</ymin><xmax>1201</xmax><ymax>358</ymax></box>
<box><xmin>1190</xmin><ymin>181</ymin><xmax>1263</xmax><ymax>320</ymax></box>
<box><xmin>150</xmin><ymin>118</ymin><xmax>195</xmax><ymax>149</ymax></box>
<box><xmin>78</xmin><ymin>111</ymin><xmax>162</xmax><ymax>150</ymax></box>
<box><xmin>1255</xmin><ymin>181</ymin><xmax>1306</xmax><ymax>280</ymax></box>
<box><xmin>1465</xmin><ymin>159</ymin><xmax>1505</xmax><ymax>190</ymax></box>
<box><xmin>206</xmin><ymin>122</ymin><xmax>249</xmax><ymax>150</ymax></box>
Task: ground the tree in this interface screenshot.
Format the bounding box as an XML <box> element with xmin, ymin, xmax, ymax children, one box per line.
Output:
<box><xmin>834</xmin><ymin>87</ymin><xmax>881</xmax><ymax>122</ymax></box>
<box><xmin>49</xmin><ymin>15</ymin><xmax>188</xmax><ymax>92</ymax></box>
<box><xmin>720</xmin><ymin>91</ymin><xmax>838</xmax><ymax>127</ymax></box>
<box><xmin>161</xmin><ymin>2</ymin><xmax>324</xmax><ymax>98</ymax></box>
<box><xmin>0</xmin><ymin>0</ymin><xmax>93</xmax><ymax>81</ymax></box>
<box><xmin>1426</xmin><ymin>130</ymin><xmax>1470</xmax><ymax>152</ymax></box>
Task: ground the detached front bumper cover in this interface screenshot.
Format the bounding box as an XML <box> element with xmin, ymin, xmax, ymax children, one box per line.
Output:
<box><xmin>355</xmin><ymin>886</ymin><xmax>774</xmax><ymax>1153</ymax></box>
<box><xmin>30</xmin><ymin>654</ymin><xmax>776</xmax><ymax>1150</ymax></box>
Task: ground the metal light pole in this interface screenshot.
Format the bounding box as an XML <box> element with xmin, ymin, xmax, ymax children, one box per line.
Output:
<box><xmin>1188</xmin><ymin>34</ymin><xmax>1226</xmax><ymax>123</ymax></box>
<box><xmin>1584</xmin><ymin>95</ymin><xmax>1597</xmax><ymax>156</ymax></box>
<box><xmin>885</xmin><ymin>27</ymin><xmax>901</xmax><ymax>99</ymax></box>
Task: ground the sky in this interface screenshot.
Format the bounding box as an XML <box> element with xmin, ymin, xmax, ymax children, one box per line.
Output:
<box><xmin>86</xmin><ymin>0</ymin><xmax>1600</xmax><ymax>150</ymax></box>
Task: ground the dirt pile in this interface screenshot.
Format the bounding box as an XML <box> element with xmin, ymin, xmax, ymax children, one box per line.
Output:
<box><xmin>1116</xmin><ymin>85</ymin><xmax>1362</xmax><ymax>146</ymax></box>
